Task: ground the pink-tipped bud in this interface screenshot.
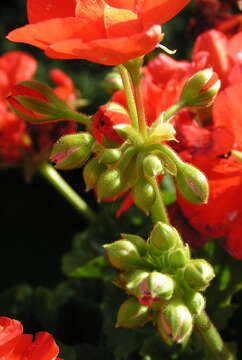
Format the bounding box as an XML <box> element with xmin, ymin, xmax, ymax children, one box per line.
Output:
<box><xmin>157</xmin><ymin>301</ymin><xmax>193</xmax><ymax>344</ymax></box>
<box><xmin>50</xmin><ymin>132</ymin><xmax>94</xmax><ymax>170</ymax></box>
<box><xmin>180</xmin><ymin>68</ymin><xmax>221</xmax><ymax>108</ymax></box>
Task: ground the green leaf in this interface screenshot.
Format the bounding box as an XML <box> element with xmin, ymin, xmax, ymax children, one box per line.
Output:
<box><xmin>69</xmin><ymin>256</ymin><xmax>109</xmax><ymax>278</ymax></box>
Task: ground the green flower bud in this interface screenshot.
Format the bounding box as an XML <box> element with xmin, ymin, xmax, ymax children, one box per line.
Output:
<box><xmin>133</xmin><ymin>178</ymin><xmax>156</xmax><ymax>214</ymax></box>
<box><xmin>184</xmin><ymin>292</ymin><xmax>206</xmax><ymax>316</ymax></box>
<box><xmin>103</xmin><ymin>69</ymin><xmax>123</xmax><ymax>93</ymax></box>
<box><xmin>96</xmin><ymin>168</ymin><xmax>122</xmax><ymax>200</ymax></box>
<box><xmin>103</xmin><ymin>240</ymin><xmax>142</xmax><ymax>271</ymax></box>
<box><xmin>147</xmin><ymin>272</ymin><xmax>175</xmax><ymax>301</ymax></box>
<box><xmin>50</xmin><ymin>132</ymin><xmax>94</xmax><ymax>170</ymax></box>
<box><xmin>83</xmin><ymin>157</ymin><xmax>106</xmax><ymax>191</ymax></box>
<box><xmin>121</xmin><ymin>234</ymin><xmax>147</xmax><ymax>256</ymax></box>
<box><xmin>149</xmin><ymin>222</ymin><xmax>183</xmax><ymax>255</ymax></box>
<box><xmin>176</xmin><ymin>162</ymin><xmax>209</xmax><ymax>204</ymax></box>
<box><xmin>143</xmin><ymin>155</ymin><xmax>164</xmax><ymax>177</ymax></box>
<box><xmin>180</xmin><ymin>68</ymin><xmax>221</xmax><ymax>108</ymax></box>
<box><xmin>157</xmin><ymin>301</ymin><xmax>193</xmax><ymax>343</ymax></box>
<box><xmin>116</xmin><ymin>297</ymin><xmax>150</xmax><ymax>328</ymax></box>
<box><xmin>184</xmin><ymin>259</ymin><xmax>215</xmax><ymax>291</ymax></box>
<box><xmin>168</xmin><ymin>245</ymin><xmax>190</xmax><ymax>269</ymax></box>
<box><xmin>124</xmin><ymin>270</ymin><xmax>150</xmax><ymax>296</ymax></box>
<box><xmin>98</xmin><ymin>148</ymin><xmax>121</xmax><ymax>165</ymax></box>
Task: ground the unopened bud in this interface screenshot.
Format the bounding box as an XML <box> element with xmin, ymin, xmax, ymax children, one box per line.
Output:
<box><xmin>147</xmin><ymin>272</ymin><xmax>175</xmax><ymax>301</ymax></box>
<box><xmin>50</xmin><ymin>132</ymin><xmax>94</xmax><ymax>170</ymax></box>
<box><xmin>121</xmin><ymin>234</ymin><xmax>147</xmax><ymax>256</ymax></box>
<box><xmin>103</xmin><ymin>70</ymin><xmax>123</xmax><ymax>93</ymax></box>
<box><xmin>143</xmin><ymin>155</ymin><xmax>164</xmax><ymax>177</ymax></box>
<box><xmin>185</xmin><ymin>292</ymin><xmax>205</xmax><ymax>316</ymax></box>
<box><xmin>91</xmin><ymin>102</ymin><xmax>130</xmax><ymax>145</ymax></box>
<box><xmin>99</xmin><ymin>148</ymin><xmax>121</xmax><ymax>165</ymax></box>
<box><xmin>176</xmin><ymin>162</ymin><xmax>209</xmax><ymax>204</ymax></box>
<box><xmin>7</xmin><ymin>80</ymin><xmax>85</xmax><ymax>123</ymax></box>
<box><xmin>133</xmin><ymin>178</ymin><xmax>156</xmax><ymax>214</ymax></box>
<box><xmin>184</xmin><ymin>259</ymin><xmax>215</xmax><ymax>291</ymax></box>
<box><xmin>168</xmin><ymin>246</ymin><xmax>190</xmax><ymax>269</ymax></box>
<box><xmin>116</xmin><ymin>298</ymin><xmax>150</xmax><ymax>328</ymax></box>
<box><xmin>149</xmin><ymin>222</ymin><xmax>183</xmax><ymax>255</ymax></box>
<box><xmin>103</xmin><ymin>240</ymin><xmax>143</xmax><ymax>271</ymax></box>
<box><xmin>157</xmin><ymin>301</ymin><xmax>193</xmax><ymax>343</ymax></box>
<box><xmin>83</xmin><ymin>157</ymin><xmax>106</xmax><ymax>191</ymax></box>
<box><xmin>124</xmin><ymin>270</ymin><xmax>150</xmax><ymax>296</ymax></box>
<box><xmin>97</xmin><ymin>168</ymin><xmax>122</xmax><ymax>200</ymax></box>
<box><xmin>180</xmin><ymin>68</ymin><xmax>221</xmax><ymax>108</ymax></box>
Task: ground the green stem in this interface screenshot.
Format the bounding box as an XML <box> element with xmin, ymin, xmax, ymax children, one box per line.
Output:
<box><xmin>150</xmin><ymin>177</ymin><xmax>170</xmax><ymax>224</ymax></box>
<box><xmin>38</xmin><ymin>162</ymin><xmax>95</xmax><ymax>222</ymax></box>
<box><xmin>126</xmin><ymin>62</ymin><xmax>148</xmax><ymax>138</ymax></box>
<box><xmin>163</xmin><ymin>101</ymin><xmax>185</xmax><ymax>122</ymax></box>
<box><xmin>64</xmin><ymin>110</ymin><xmax>91</xmax><ymax>125</ymax></box>
<box><xmin>118</xmin><ymin>65</ymin><xmax>139</xmax><ymax>130</ymax></box>
<box><xmin>194</xmin><ymin>311</ymin><xmax>235</xmax><ymax>360</ymax></box>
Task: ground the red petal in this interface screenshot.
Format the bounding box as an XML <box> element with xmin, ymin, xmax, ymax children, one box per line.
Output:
<box><xmin>104</xmin><ymin>4</ymin><xmax>142</xmax><ymax>38</ymax></box>
<box><xmin>7</xmin><ymin>334</ymin><xmax>33</xmax><ymax>360</ymax></box>
<box><xmin>226</xmin><ymin>215</ymin><xmax>242</xmax><ymax>259</ymax></box>
<box><xmin>193</xmin><ymin>30</ymin><xmax>229</xmax><ymax>84</ymax></box>
<box><xmin>213</xmin><ymin>84</ymin><xmax>242</xmax><ymax>150</ymax></box>
<box><xmin>228</xmin><ymin>32</ymin><xmax>242</xmax><ymax>63</ymax></box>
<box><xmin>0</xmin><ymin>317</ymin><xmax>23</xmax><ymax>357</ymax></box>
<box><xmin>27</xmin><ymin>0</ymin><xmax>76</xmax><ymax>23</ymax></box>
<box><xmin>27</xmin><ymin>332</ymin><xmax>59</xmax><ymax>360</ymax></box>
<box><xmin>45</xmin><ymin>25</ymin><xmax>162</xmax><ymax>65</ymax></box>
<box><xmin>138</xmin><ymin>0</ymin><xmax>191</xmax><ymax>29</ymax></box>
<box><xmin>0</xmin><ymin>51</ymin><xmax>37</xmax><ymax>100</ymax></box>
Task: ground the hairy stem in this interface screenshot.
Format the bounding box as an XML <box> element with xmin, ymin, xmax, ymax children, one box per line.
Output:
<box><xmin>118</xmin><ymin>64</ymin><xmax>139</xmax><ymax>130</ymax></box>
<box><xmin>38</xmin><ymin>162</ymin><xmax>95</xmax><ymax>222</ymax></box>
<box><xmin>195</xmin><ymin>311</ymin><xmax>235</xmax><ymax>360</ymax></box>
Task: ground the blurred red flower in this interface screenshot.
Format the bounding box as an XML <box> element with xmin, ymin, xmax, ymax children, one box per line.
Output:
<box><xmin>7</xmin><ymin>0</ymin><xmax>191</xmax><ymax>66</ymax></box>
<box><xmin>0</xmin><ymin>316</ymin><xmax>62</xmax><ymax>360</ymax></box>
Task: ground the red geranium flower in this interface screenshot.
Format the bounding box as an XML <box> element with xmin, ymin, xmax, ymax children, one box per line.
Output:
<box><xmin>7</xmin><ymin>0</ymin><xmax>191</xmax><ymax>66</ymax></box>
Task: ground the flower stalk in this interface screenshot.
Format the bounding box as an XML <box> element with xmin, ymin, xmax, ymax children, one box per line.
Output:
<box><xmin>38</xmin><ymin>162</ymin><xmax>95</xmax><ymax>222</ymax></box>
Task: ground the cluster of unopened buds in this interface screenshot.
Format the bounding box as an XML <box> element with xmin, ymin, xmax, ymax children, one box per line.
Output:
<box><xmin>104</xmin><ymin>222</ymin><xmax>215</xmax><ymax>343</ymax></box>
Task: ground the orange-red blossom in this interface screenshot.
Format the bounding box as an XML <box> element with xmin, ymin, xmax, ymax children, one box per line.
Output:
<box><xmin>7</xmin><ymin>0</ymin><xmax>191</xmax><ymax>66</ymax></box>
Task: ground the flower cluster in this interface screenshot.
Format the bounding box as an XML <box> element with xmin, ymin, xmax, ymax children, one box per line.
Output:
<box><xmin>0</xmin><ymin>317</ymin><xmax>62</xmax><ymax>359</ymax></box>
<box><xmin>104</xmin><ymin>222</ymin><xmax>214</xmax><ymax>343</ymax></box>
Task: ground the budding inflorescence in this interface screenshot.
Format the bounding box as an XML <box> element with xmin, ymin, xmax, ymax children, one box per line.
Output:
<box><xmin>103</xmin><ymin>222</ymin><xmax>214</xmax><ymax>344</ymax></box>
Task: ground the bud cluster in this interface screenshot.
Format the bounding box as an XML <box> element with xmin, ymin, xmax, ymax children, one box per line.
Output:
<box><xmin>104</xmin><ymin>222</ymin><xmax>215</xmax><ymax>344</ymax></box>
